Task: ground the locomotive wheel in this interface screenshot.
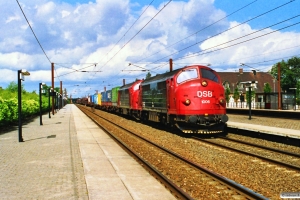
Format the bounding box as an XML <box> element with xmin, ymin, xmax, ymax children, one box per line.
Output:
<box><xmin>168</xmin><ymin>115</ymin><xmax>176</xmax><ymax>130</ymax></box>
<box><xmin>219</xmin><ymin>123</ymin><xmax>228</xmax><ymax>137</ymax></box>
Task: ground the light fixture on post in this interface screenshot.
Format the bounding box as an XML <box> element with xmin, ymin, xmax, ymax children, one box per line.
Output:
<box><xmin>289</xmin><ymin>88</ymin><xmax>297</xmax><ymax>110</ymax></box>
<box><xmin>18</xmin><ymin>69</ymin><xmax>30</xmax><ymax>142</ymax></box>
<box><xmin>58</xmin><ymin>93</ymin><xmax>62</xmax><ymax>109</ymax></box>
<box><xmin>56</xmin><ymin>92</ymin><xmax>59</xmax><ymax>111</ymax></box>
<box><xmin>240</xmin><ymin>81</ymin><xmax>258</xmax><ymax>120</ymax></box>
<box><xmin>55</xmin><ymin>92</ymin><xmax>58</xmax><ymax>111</ymax></box>
<box><xmin>48</xmin><ymin>88</ymin><xmax>53</xmax><ymax>118</ymax></box>
<box><xmin>39</xmin><ymin>83</ymin><xmax>46</xmax><ymax>125</ymax></box>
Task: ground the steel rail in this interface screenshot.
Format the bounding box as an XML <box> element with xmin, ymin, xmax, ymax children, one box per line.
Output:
<box><xmin>78</xmin><ymin>105</ymin><xmax>193</xmax><ymax>200</ymax></box>
<box><xmin>220</xmin><ymin>136</ymin><xmax>300</xmax><ymax>158</ymax></box>
<box><xmin>78</xmin><ymin>105</ymin><xmax>268</xmax><ymax>200</ymax></box>
<box><xmin>193</xmin><ymin>137</ymin><xmax>300</xmax><ymax>171</ymax></box>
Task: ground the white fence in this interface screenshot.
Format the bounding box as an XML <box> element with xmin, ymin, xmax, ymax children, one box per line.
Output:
<box><xmin>226</xmin><ymin>102</ymin><xmax>299</xmax><ymax>110</ymax></box>
<box><xmin>226</xmin><ymin>102</ymin><xmax>260</xmax><ymax>109</ymax></box>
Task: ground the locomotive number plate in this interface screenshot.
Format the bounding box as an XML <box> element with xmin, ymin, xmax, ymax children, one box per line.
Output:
<box><xmin>197</xmin><ymin>91</ymin><xmax>212</xmax><ymax>98</ymax></box>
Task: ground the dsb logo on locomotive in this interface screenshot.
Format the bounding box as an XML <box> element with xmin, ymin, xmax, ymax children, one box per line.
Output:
<box><xmin>197</xmin><ymin>91</ymin><xmax>213</xmax><ymax>98</ymax></box>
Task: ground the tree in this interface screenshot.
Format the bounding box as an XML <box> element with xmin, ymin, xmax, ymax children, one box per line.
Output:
<box><xmin>270</xmin><ymin>57</ymin><xmax>300</xmax><ymax>92</ymax></box>
<box><xmin>6</xmin><ymin>82</ymin><xmax>18</xmax><ymax>93</ymax></box>
<box><xmin>6</xmin><ymin>81</ymin><xmax>26</xmax><ymax>93</ymax></box>
<box><xmin>145</xmin><ymin>72</ymin><xmax>151</xmax><ymax>79</ymax></box>
<box><xmin>233</xmin><ymin>88</ymin><xmax>240</xmax><ymax>105</ymax></box>
<box><xmin>225</xmin><ymin>87</ymin><xmax>230</xmax><ymax>103</ymax></box>
<box><xmin>263</xmin><ymin>83</ymin><xmax>272</xmax><ymax>93</ymax></box>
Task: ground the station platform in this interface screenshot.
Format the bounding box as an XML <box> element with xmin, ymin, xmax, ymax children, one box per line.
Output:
<box><xmin>227</xmin><ymin>113</ymin><xmax>300</xmax><ymax>139</ymax></box>
<box><xmin>227</xmin><ymin>121</ymin><xmax>300</xmax><ymax>139</ymax></box>
<box><xmin>0</xmin><ymin>104</ymin><xmax>175</xmax><ymax>200</ymax></box>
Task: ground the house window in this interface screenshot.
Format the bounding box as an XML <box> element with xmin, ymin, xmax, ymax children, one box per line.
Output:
<box><xmin>225</xmin><ymin>82</ymin><xmax>230</xmax><ymax>88</ymax></box>
<box><xmin>238</xmin><ymin>83</ymin><xmax>244</xmax><ymax>89</ymax></box>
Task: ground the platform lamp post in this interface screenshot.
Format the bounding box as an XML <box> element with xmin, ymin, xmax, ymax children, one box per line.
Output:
<box><xmin>18</xmin><ymin>69</ymin><xmax>30</xmax><ymax>142</ymax></box>
<box><xmin>56</xmin><ymin>92</ymin><xmax>59</xmax><ymax>111</ymax></box>
<box><xmin>240</xmin><ymin>81</ymin><xmax>257</xmax><ymax>120</ymax></box>
<box><xmin>57</xmin><ymin>93</ymin><xmax>60</xmax><ymax>110</ymax></box>
<box><xmin>290</xmin><ymin>88</ymin><xmax>297</xmax><ymax>110</ymax></box>
<box><xmin>58</xmin><ymin>93</ymin><xmax>61</xmax><ymax>109</ymax></box>
<box><xmin>48</xmin><ymin>88</ymin><xmax>53</xmax><ymax>118</ymax></box>
<box><xmin>39</xmin><ymin>83</ymin><xmax>46</xmax><ymax>125</ymax></box>
<box><xmin>55</xmin><ymin>92</ymin><xmax>58</xmax><ymax>112</ymax></box>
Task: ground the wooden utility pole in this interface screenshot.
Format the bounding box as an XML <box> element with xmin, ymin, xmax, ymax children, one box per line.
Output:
<box><xmin>60</xmin><ymin>81</ymin><xmax>62</xmax><ymax>109</ymax></box>
<box><xmin>51</xmin><ymin>63</ymin><xmax>55</xmax><ymax>115</ymax></box>
<box><xmin>278</xmin><ymin>63</ymin><xmax>281</xmax><ymax>110</ymax></box>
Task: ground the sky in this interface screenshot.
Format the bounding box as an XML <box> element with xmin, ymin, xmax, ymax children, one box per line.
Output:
<box><xmin>1</xmin><ymin>0</ymin><xmax>300</xmax><ymax>98</ymax></box>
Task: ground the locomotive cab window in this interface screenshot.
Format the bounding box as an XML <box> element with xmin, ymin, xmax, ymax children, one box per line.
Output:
<box><xmin>200</xmin><ymin>69</ymin><xmax>219</xmax><ymax>83</ymax></box>
<box><xmin>176</xmin><ymin>68</ymin><xmax>198</xmax><ymax>84</ymax></box>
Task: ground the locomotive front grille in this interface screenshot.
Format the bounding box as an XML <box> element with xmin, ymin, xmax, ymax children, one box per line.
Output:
<box><xmin>177</xmin><ymin>114</ymin><xmax>228</xmax><ymax>125</ymax></box>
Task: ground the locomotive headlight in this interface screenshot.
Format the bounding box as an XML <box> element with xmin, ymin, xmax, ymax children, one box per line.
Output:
<box><xmin>201</xmin><ymin>80</ymin><xmax>208</xmax><ymax>87</ymax></box>
<box><xmin>184</xmin><ymin>99</ymin><xmax>191</xmax><ymax>105</ymax></box>
<box><xmin>219</xmin><ymin>98</ymin><xmax>225</xmax><ymax>104</ymax></box>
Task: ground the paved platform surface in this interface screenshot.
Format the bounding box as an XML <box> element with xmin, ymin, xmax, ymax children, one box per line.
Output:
<box><xmin>0</xmin><ymin>104</ymin><xmax>175</xmax><ymax>200</ymax></box>
<box><xmin>227</xmin><ymin>114</ymin><xmax>300</xmax><ymax>139</ymax></box>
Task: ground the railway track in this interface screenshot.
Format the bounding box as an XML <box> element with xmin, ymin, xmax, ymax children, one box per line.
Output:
<box><xmin>78</xmin><ymin>105</ymin><xmax>267</xmax><ymax>200</ymax></box>
<box><xmin>192</xmin><ymin>136</ymin><xmax>300</xmax><ymax>171</ymax></box>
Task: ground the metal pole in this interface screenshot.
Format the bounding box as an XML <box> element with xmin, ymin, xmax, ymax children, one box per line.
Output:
<box><xmin>278</xmin><ymin>63</ymin><xmax>281</xmax><ymax>110</ymax></box>
<box><xmin>18</xmin><ymin>70</ymin><xmax>24</xmax><ymax>142</ymax></box>
<box><xmin>60</xmin><ymin>81</ymin><xmax>63</xmax><ymax>108</ymax></box>
<box><xmin>249</xmin><ymin>86</ymin><xmax>252</xmax><ymax>120</ymax></box>
<box><xmin>39</xmin><ymin>83</ymin><xmax>43</xmax><ymax>125</ymax></box>
<box><xmin>48</xmin><ymin>88</ymin><xmax>51</xmax><ymax>118</ymax></box>
<box><xmin>51</xmin><ymin>63</ymin><xmax>55</xmax><ymax>115</ymax></box>
<box><xmin>57</xmin><ymin>93</ymin><xmax>59</xmax><ymax>110</ymax></box>
<box><xmin>55</xmin><ymin>92</ymin><xmax>57</xmax><ymax>112</ymax></box>
<box><xmin>295</xmin><ymin>89</ymin><xmax>296</xmax><ymax>111</ymax></box>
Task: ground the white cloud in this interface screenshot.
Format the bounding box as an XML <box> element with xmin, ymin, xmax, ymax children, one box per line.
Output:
<box><xmin>5</xmin><ymin>15</ymin><xmax>21</xmax><ymax>24</ymax></box>
<box><xmin>0</xmin><ymin>69</ymin><xmax>15</xmax><ymax>82</ymax></box>
<box><xmin>36</xmin><ymin>2</ymin><xmax>56</xmax><ymax>17</ymax></box>
<box><xmin>198</xmin><ymin>21</ymin><xmax>300</xmax><ymax>69</ymax></box>
<box><xmin>61</xmin><ymin>10</ymin><xmax>71</xmax><ymax>18</ymax></box>
<box><xmin>0</xmin><ymin>52</ymin><xmax>47</xmax><ymax>71</ymax></box>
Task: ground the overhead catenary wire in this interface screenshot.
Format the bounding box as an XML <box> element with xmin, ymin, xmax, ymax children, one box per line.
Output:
<box><xmin>146</xmin><ymin>0</ymin><xmax>297</xmax><ymax>67</ymax></box>
<box><xmin>177</xmin><ymin>20</ymin><xmax>300</xmax><ymax>61</ymax></box>
<box><xmin>135</xmin><ymin>0</ymin><xmax>259</xmax><ymax>63</ymax></box>
<box><xmin>15</xmin><ymin>0</ymin><xmax>52</xmax><ymax>64</ymax></box>
<box><xmin>97</xmin><ymin>0</ymin><xmax>173</xmax><ymax>71</ymax></box>
<box><xmin>62</xmin><ymin>0</ymin><xmax>298</xmax><ymax>94</ymax></box>
<box><xmin>226</xmin><ymin>43</ymin><xmax>300</xmax><ymax>65</ymax></box>
<box><xmin>98</xmin><ymin>0</ymin><xmax>156</xmax><ymax>63</ymax></box>
<box><xmin>144</xmin><ymin>18</ymin><xmax>300</xmax><ymax>73</ymax></box>
<box><xmin>72</xmin><ymin>0</ymin><xmax>159</xmax><ymax>92</ymax></box>
<box><xmin>244</xmin><ymin>53</ymin><xmax>300</xmax><ymax>66</ymax></box>
<box><xmin>78</xmin><ymin>0</ymin><xmax>173</xmax><ymax>93</ymax></box>
<box><xmin>54</xmin><ymin>0</ymin><xmax>298</xmax><ymax>96</ymax></box>
<box><xmin>55</xmin><ymin>63</ymin><xmax>97</xmax><ymax>78</ymax></box>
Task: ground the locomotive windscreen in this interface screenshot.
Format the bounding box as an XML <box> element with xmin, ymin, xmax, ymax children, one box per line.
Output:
<box><xmin>176</xmin><ymin>68</ymin><xmax>198</xmax><ymax>84</ymax></box>
<box><xmin>200</xmin><ymin>68</ymin><xmax>219</xmax><ymax>83</ymax></box>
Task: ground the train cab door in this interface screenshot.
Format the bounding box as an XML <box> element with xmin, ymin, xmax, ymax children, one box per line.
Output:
<box><xmin>167</xmin><ymin>78</ymin><xmax>176</xmax><ymax>113</ymax></box>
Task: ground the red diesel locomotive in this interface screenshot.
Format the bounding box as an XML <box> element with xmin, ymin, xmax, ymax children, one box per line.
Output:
<box><xmin>119</xmin><ymin>65</ymin><xmax>228</xmax><ymax>134</ymax></box>
<box><xmin>78</xmin><ymin>64</ymin><xmax>228</xmax><ymax>135</ymax></box>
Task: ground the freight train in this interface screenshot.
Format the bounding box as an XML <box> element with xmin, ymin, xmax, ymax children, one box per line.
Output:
<box><xmin>77</xmin><ymin>64</ymin><xmax>228</xmax><ymax>135</ymax></box>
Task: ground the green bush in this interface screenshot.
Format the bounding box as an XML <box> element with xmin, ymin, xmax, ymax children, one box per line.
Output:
<box><xmin>0</xmin><ymin>89</ymin><xmax>53</xmax><ymax>126</ymax></box>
